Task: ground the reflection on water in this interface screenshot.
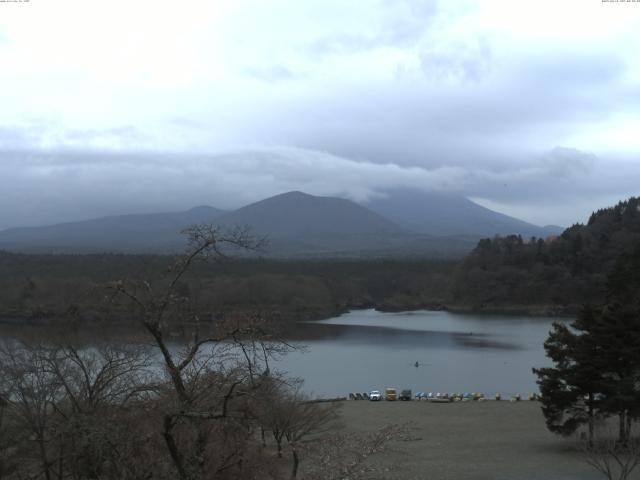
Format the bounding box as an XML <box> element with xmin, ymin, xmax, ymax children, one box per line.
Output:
<box><xmin>276</xmin><ymin>309</ymin><xmax>565</xmax><ymax>398</ymax></box>
<box><xmin>286</xmin><ymin>323</ymin><xmax>520</xmax><ymax>350</ymax></box>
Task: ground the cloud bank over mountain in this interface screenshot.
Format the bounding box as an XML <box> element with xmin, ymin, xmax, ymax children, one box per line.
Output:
<box><xmin>0</xmin><ymin>147</ymin><xmax>637</xmax><ymax>230</ymax></box>
<box><xmin>0</xmin><ymin>0</ymin><xmax>638</xmax><ymax>229</ymax></box>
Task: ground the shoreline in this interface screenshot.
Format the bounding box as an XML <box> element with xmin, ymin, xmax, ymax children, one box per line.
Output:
<box><xmin>375</xmin><ymin>303</ymin><xmax>579</xmax><ymax>317</ymax></box>
<box><xmin>0</xmin><ymin>302</ymin><xmax>577</xmax><ymax>328</ymax></box>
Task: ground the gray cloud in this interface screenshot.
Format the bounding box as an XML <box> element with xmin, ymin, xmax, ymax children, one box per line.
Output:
<box><xmin>241</xmin><ymin>65</ymin><xmax>300</xmax><ymax>83</ymax></box>
<box><xmin>239</xmin><ymin>48</ymin><xmax>631</xmax><ymax>171</ymax></box>
<box><xmin>307</xmin><ymin>0</ymin><xmax>438</xmax><ymax>58</ymax></box>
<box><xmin>0</xmin><ymin>126</ymin><xmax>35</xmax><ymax>148</ymax></box>
<box><xmin>0</xmin><ymin>43</ymin><xmax>633</xmax><ymax>231</ymax></box>
<box><xmin>541</xmin><ymin>147</ymin><xmax>596</xmax><ymax>177</ymax></box>
<box><xmin>0</xmin><ymin>0</ymin><xmax>637</xmax><ymax>232</ymax></box>
<box><xmin>61</xmin><ymin>126</ymin><xmax>145</xmax><ymax>147</ymax></box>
<box><xmin>418</xmin><ymin>36</ymin><xmax>492</xmax><ymax>83</ymax></box>
<box><xmin>0</xmin><ymin>122</ymin><xmax>148</xmax><ymax>150</ymax></box>
<box><xmin>0</xmin><ymin>147</ymin><xmax>637</xmax><ymax>230</ymax></box>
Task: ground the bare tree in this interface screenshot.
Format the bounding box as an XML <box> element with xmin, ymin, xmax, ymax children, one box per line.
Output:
<box><xmin>108</xmin><ymin>224</ymin><xmax>287</xmax><ymax>480</ymax></box>
<box><xmin>0</xmin><ymin>339</ymin><xmax>159</xmax><ymax>480</ymax></box>
<box><xmin>276</xmin><ymin>386</ymin><xmax>340</xmax><ymax>479</ymax></box>
<box><xmin>0</xmin><ymin>341</ymin><xmax>61</xmax><ymax>480</ymax></box>
<box><xmin>0</xmin><ymin>380</ymin><xmax>13</xmax><ymax>480</ymax></box>
<box><xmin>0</xmin><ymin>225</ymin><xmax>403</xmax><ymax>480</ymax></box>
<box><xmin>580</xmin><ymin>435</ymin><xmax>640</xmax><ymax>480</ymax></box>
<box><xmin>47</xmin><ymin>342</ymin><xmax>157</xmax><ymax>479</ymax></box>
<box><xmin>260</xmin><ymin>381</ymin><xmax>290</xmax><ymax>458</ymax></box>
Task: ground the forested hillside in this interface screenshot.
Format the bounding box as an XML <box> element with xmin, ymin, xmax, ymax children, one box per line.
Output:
<box><xmin>0</xmin><ymin>253</ymin><xmax>454</xmax><ymax>326</ymax></box>
<box><xmin>450</xmin><ymin>197</ymin><xmax>640</xmax><ymax>313</ymax></box>
<box><xmin>2</xmin><ymin>197</ymin><xmax>638</xmax><ymax>324</ymax></box>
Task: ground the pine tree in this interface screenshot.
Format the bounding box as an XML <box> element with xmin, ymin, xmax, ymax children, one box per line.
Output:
<box><xmin>534</xmin><ymin>245</ymin><xmax>640</xmax><ymax>443</ymax></box>
<box><xmin>595</xmin><ymin>246</ymin><xmax>640</xmax><ymax>443</ymax></box>
<box><xmin>534</xmin><ymin>306</ymin><xmax>606</xmax><ymax>444</ymax></box>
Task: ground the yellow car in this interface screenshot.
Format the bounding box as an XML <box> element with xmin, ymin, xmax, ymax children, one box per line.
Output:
<box><xmin>384</xmin><ymin>387</ymin><xmax>397</xmax><ymax>401</ymax></box>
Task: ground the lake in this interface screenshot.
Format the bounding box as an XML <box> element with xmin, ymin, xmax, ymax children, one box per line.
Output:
<box><xmin>0</xmin><ymin>309</ymin><xmax>565</xmax><ymax>399</ymax></box>
<box><xmin>276</xmin><ymin>309</ymin><xmax>564</xmax><ymax>398</ymax></box>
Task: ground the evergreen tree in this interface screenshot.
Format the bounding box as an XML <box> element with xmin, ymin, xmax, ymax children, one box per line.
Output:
<box><xmin>534</xmin><ymin>306</ymin><xmax>606</xmax><ymax>444</ymax></box>
<box><xmin>595</xmin><ymin>246</ymin><xmax>640</xmax><ymax>443</ymax></box>
<box><xmin>534</xmin><ymin>245</ymin><xmax>640</xmax><ymax>443</ymax></box>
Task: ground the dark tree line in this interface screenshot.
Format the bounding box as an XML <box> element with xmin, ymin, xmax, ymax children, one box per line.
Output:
<box><xmin>451</xmin><ymin>197</ymin><xmax>640</xmax><ymax>312</ymax></box>
<box><xmin>0</xmin><ymin>251</ymin><xmax>454</xmax><ymax>327</ymax></box>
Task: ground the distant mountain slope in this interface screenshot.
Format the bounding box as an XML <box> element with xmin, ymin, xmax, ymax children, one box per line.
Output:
<box><xmin>0</xmin><ymin>190</ymin><xmax>562</xmax><ymax>257</ymax></box>
<box><xmin>216</xmin><ymin>191</ymin><xmax>402</xmax><ymax>238</ymax></box>
<box><xmin>0</xmin><ymin>192</ymin><xmax>476</xmax><ymax>257</ymax></box>
<box><xmin>362</xmin><ymin>190</ymin><xmax>563</xmax><ymax>238</ymax></box>
<box><xmin>213</xmin><ymin>191</ymin><xmax>467</xmax><ymax>257</ymax></box>
<box><xmin>0</xmin><ymin>206</ymin><xmax>225</xmax><ymax>252</ymax></box>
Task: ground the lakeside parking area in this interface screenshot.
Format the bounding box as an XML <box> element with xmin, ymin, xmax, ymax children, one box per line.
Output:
<box><xmin>335</xmin><ymin>400</ymin><xmax>603</xmax><ymax>480</ymax></box>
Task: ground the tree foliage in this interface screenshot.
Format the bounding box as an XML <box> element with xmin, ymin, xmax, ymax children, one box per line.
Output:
<box><xmin>0</xmin><ymin>251</ymin><xmax>455</xmax><ymax>326</ymax></box>
<box><xmin>534</xmin><ymin>244</ymin><xmax>640</xmax><ymax>443</ymax></box>
<box><xmin>452</xmin><ymin>197</ymin><xmax>640</xmax><ymax>312</ymax></box>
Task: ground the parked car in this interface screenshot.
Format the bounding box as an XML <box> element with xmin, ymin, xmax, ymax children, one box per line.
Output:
<box><xmin>399</xmin><ymin>389</ymin><xmax>412</xmax><ymax>401</ymax></box>
<box><xmin>384</xmin><ymin>387</ymin><xmax>397</xmax><ymax>401</ymax></box>
<box><xmin>369</xmin><ymin>390</ymin><xmax>382</xmax><ymax>401</ymax></box>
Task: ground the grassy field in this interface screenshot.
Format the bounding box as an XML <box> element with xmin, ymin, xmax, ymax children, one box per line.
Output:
<box><xmin>333</xmin><ymin>400</ymin><xmax>609</xmax><ymax>480</ymax></box>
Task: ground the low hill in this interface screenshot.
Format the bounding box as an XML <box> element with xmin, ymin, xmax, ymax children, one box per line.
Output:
<box><xmin>0</xmin><ymin>206</ymin><xmax>225</xmax><ymax>253</ymax></box>
<box><xmin>449</xmin><ymin>196</ymin><xmax>640</xmax><ymax>313</ymax></box>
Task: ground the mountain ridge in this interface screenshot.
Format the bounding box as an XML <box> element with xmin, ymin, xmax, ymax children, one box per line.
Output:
<box><xmin>0</xmin><ymin>190</ymin><xmax>560</xmax><ymax>256</ymax></box>
<box><xmin>0</xmin><ymin>206</ymin><xmax>226</xmax><ymax>252</ymax></box>
<box><xmin>214</xmin><ymin>191</ymin><xmax>404</xmax><ymax>238</ymax></box>
<box><xmin>362</xmin><ymin>189</ymin><xmax>562</xmax><ymax>238</ymax></box>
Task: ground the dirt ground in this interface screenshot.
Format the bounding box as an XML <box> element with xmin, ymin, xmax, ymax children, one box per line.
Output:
<box><xmin>333</xmin><ymin>400</ymin><xmax>623</xmax><ymax>480</ymax></box>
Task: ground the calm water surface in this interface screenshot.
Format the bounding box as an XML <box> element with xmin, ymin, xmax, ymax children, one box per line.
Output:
<box><xmin>0</xmin><ymin>309</ymin><xmax>564</xmax><ymax>399</ymax></box>
<box><xmin>276</xmin><ymin>309</ymin><xmax>564</xmax><ymax>398</ymax></box>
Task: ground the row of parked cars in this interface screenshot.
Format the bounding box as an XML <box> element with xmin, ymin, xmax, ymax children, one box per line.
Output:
<box><xmin>364</xmin><ymin>390</ymin><xmax>540</xmax><ymax>402</ymax></box>
<box><xmin>368</xmin><ymin>388</ymin><xmax>411</xmax><ymax>401</ymax></box>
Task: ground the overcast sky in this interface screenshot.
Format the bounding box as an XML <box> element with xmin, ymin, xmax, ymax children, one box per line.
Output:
<box><xmin>0</xmin><ymin>0</ymin><xmax>638</xmax><ymax>230</ymax></box>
